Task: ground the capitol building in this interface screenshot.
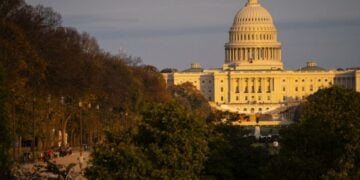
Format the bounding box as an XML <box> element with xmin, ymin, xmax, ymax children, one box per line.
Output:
<box><xmin>163</xmin><ymin>0</ymin><xmax>360</xmax><ymax>116</ymax></box>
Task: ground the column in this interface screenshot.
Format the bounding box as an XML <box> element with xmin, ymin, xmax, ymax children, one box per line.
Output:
<box><xmin>245</xmin><ymin>48</ymin><xmax>248</xmax><ymax>61</ymax></box>
<box><xmin>236</xmin><ymin>49</ymin><xmax>239</xmax><ymax>61</ymax></box>
<box><xmin>279</xmin><ymin>49</ymin><xmax>282</xmax><ymax>61</ymax></box>
<box><xmin>252</xmin><ymin>48</ymin><xmax>255</xmax><ymax>60</ymax></box>
<box><xmin>240</xmin><ymin>49</ymin><xmax>242</xmax><ymax>61</ymax></box>
<box><xmin>261</xmin><ymin>77</ymin><xmax>266</xmax><ymax>94</ymax></box>
<box><xmin>225</xmin><ymin>49</ymin><xmax>228</xmax><ymax>62</ymax></box>
<box><xmin>243</xmin><ymin>48</ymin><xmax>246</xmax><ymax>61</ymax></box>
<box><xmin>265</xmin><ymin>48</ymin><xmax>268</xmax><ymax>59</ymax></box>
<box><xmin>233</xmin><ymin>49</ymin><xmax>236</xmax><ymax>61</ymax></box>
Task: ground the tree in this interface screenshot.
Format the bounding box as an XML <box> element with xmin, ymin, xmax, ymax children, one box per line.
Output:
<box><xmin>0</xmin><ymin>65</ymin><xmax>12</xmax><ymax>178</ymax></box>
<box><xmin>203</xmin><ymin>124</ymin><xmax>270</xmax><ymax>180</ymax></box>
<box><xmin>169</xmin><ymin>82</ymin><xmax>212</xmax><ymax>119</ymax></box>
<box><xmin>266</xmin><ymin>87</ymin><xmax>360</xmax><ymax>179</ymax></box>
<box><xmin>86</xmin><ymin>102</ymin><xmax>209</xmax><ymax>179</ymax></box>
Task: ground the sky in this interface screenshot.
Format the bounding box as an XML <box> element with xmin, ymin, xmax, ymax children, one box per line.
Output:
<box><xmin>26</xmin><ymin>0</ymin><xmax>360</xmax><ymax>70</ymax></box>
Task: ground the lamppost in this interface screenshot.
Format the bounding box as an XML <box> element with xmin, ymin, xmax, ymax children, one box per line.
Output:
<box><xmin>78</xmin><ymin>101</ymin><xmax>83</xmax><ymax>155</ymax></box>
<box><xmin>12</xmin><ymin>100</ymin><xmax>16</xmax><ymax>160</ymax></box>
<box><xmin>96</xmin><ymin>104</ymin><xmax>100</xmax><ymax>143</ymax></box>
<box><xmin>47</xmin><ymin>95</ymin><xmax>51</xmax><ymax>148</ymax></box>
<box><xmin>60</xmin><ymin>96</ymin><xmax>65</xmax><ymax>147</ymax></box>
<box><xmin>32</xmin><ymin>97</ymin><xmax>36</xmax><ymax>162</ymax></box>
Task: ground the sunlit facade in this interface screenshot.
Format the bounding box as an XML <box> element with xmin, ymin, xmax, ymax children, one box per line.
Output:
<box><xmin>163</xmin><ymin>0</ymin><xmax>360</xmax><ymax>115</ymax></box>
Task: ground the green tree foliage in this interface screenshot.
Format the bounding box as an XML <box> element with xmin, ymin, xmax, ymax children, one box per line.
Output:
<box><xmin>266</xmin><ymin>87</ymin><xmax>360</xmax><ymax>179</ymax></box>
<box><xmin>203</xmin><ymin>124</ymin><xmax>270</xmax><ymax>180</ymax></box>
<box><xmin>86</xmin><ymin>102</ymin><xmax>209</xmax><ymax>179</ymax></box>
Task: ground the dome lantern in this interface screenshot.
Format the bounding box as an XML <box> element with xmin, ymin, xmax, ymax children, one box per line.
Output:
<box><xmin>247</xmin><ymin>0</ymin><xmax>259</xmax><ymax>6</ymax></box>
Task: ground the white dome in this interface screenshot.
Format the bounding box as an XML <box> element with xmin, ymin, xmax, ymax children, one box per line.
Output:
<box><xmin>233</xmin><ymin>2</ymin><xmax>274</xmax><ymax>26</ymax></box>
<box><xmin>224</xmin><ymin>0</ymin><xmax>283</xmax><ymax>70</ymax></box>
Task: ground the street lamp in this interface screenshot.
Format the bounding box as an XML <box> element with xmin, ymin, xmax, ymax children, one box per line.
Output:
<box><xmin>32</xmin><ymin>97</ymin><xmax>36</xmax><ymax>162</ymax></box>
<box><xmin>78</xmin><ymin>101</ymin><xmax>83</xmax><ymax>155</ymax></box>
<box><xmin>96</xmin><ymin>104</ymin><xmax>100</xmax><ymax>143</ymax></box>
<box><xmin>60</xmin><ymin>96</ymin><xmax>65</xmax><ymax>147</ymax></box>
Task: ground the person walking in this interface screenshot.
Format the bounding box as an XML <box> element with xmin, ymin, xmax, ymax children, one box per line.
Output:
<box><xmin>78</xmin><ymin>152</ymin><xmax>85</xmax><ymax>173</ymax></box>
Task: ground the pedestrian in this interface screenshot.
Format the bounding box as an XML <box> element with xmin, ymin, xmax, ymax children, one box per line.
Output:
<box><xmin>78</xmin><ymin>152</ymin><xmax>85</xmax><ymax>172</ymax></box>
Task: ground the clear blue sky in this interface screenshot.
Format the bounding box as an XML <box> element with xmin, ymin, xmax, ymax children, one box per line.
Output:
<box><xmin>26</xmin><ymin>0</ymin><xmax>360</xmax><ymax>70</ymax></box>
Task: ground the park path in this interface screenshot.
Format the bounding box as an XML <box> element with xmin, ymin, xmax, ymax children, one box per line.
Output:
<box><xmin>20</xmin><ymin>150</ymin><xmax>91</xmax><ymax>179</ymax></box>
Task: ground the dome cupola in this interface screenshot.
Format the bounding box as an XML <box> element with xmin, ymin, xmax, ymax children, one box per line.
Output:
<box><xmin>224</xmin><ymin>0</ymin><xmax>283</xmax><ymax>70</ymax></box>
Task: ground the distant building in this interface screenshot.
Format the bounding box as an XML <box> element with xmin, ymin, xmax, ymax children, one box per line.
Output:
<box><xmin>163</xmin><ymin>0</ymin><xmax>360</xmax><ymax>116</ymax></box>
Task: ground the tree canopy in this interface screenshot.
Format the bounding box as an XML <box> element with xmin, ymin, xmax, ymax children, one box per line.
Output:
<box><xmin>266</xmin><ymin>87</ymin><xmax>360</xmax><ymax>179</ymax></box>
<box><xmin>86</xmin><ymin>102</ymin><xmax>209</xmax><ymax>179</ymax></box>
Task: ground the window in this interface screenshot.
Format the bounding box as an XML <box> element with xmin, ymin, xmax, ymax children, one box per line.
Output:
<box><xmin>244</xmin><ymin>108</ymin><xmax>247</xmax><ymax>111</ymax></box>
<box><xmin>245</xmin><ymin>96</ymin><xmax>248</xmax><ymax>101</ymax></box>
<box><xmin>202</xmin><ymin>80</ymin><xmax>205</xmax><ymax>83</ymax></box>
<box><xmin>295</xmin><ymin>87</ymin><xmax>298</xmax><ymax>91</ymax></box>
<box><xmin>259</xmin><ymin>96</ymin><xmax>262</xmax><ymax>101</ymax></box>
<box><xmin>236</xmin><ymin>96</ymin><xmax>239</xmax><ymax>101</ymax></box>
<box><xmin>283</xmin><ymin>87</ymin><xmax>286</xmax><ymax>91</ymax></box>
<box><xmin>208</xmin><ymin>97</ymin><xmax>212</xmax><ymax>101</ymax></box>
<box><xmin>221</xmin><ymin>80</ymin><xmax>223</xmax><ymax>83</ymax></box>
<box><xmin>221</xmin><ymin>87</ymin><xmax>224</xmax><ymax>92</ymax></box>
<box><xmin>221</xmin><ymin>96</ymin><xmax>224</xmax><ymax>101</ymax></box>
<box><xmin>302</xmin><ymin>87</ymin><xmax>305</xmax><ymax>91</ymax></box>
<box><xmin>267</xmin><ymin>96</ymin><xmax>271</xmax><ymax>100</ymax></box>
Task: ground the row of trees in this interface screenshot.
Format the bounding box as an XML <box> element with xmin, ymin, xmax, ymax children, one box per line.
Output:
<box><xmin>0</xmin><ymin>0</ymin><xmax>174</xmax><ymax>176</ymax></box>
<box><xmin>85</xmin><ymin>86</ymin><xmax>360</xmax><ymax>180</ymax></box>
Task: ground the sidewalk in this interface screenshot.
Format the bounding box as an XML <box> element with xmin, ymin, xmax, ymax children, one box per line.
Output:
<box><xmin>20</xmin><ymin>150</ymin><xmax>91</xmax><ymax>179</ymax></box>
